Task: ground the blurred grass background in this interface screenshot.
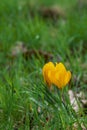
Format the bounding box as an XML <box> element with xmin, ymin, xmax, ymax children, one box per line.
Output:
<box><xmin>0</xmin><ymin>0</ymin><xmax>87</xmax><ymax>129</ymax></box>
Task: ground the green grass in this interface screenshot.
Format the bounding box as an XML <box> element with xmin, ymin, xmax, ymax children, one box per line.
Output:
<box><xmin>0</xmin><ymin>0</ymin><xmax>87</xmax><ymax>129</ymax></box>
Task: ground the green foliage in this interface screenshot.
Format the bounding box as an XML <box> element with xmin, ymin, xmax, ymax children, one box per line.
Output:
<box><xmin>0</xmin><ymin>0</ymin><xmax>87</xmax><ymax>129</ymax></box>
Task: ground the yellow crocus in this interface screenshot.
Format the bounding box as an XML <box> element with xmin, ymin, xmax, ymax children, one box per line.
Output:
<box><xmin>53</xmin><ymin>63</ymin><xmax>71</xmax><ymax>89</ymax></box>
<box><xmin>42</xmin><ymin>62</ymin><xmax>55</xmax><ymax>87</ymax></box>
<box><xmin>42</xmin><ymin>62</ymin><xmax>71</xmax><ymax>89</ymax></box>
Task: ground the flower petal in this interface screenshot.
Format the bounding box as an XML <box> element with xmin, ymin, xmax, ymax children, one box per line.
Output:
<box><xmin>42</xmin><ymin>62</ymin><xmax>55</xmax><ymax>87</ymax></box>
<box><xmin>56</xmin><ymin>62</ymin><xmax>66</xmax><ymax>73</ymax></box>
<box><xmin>64</xmin><ymin>71</ymin><xmax>71</xmax><ymax>86</ymax></box>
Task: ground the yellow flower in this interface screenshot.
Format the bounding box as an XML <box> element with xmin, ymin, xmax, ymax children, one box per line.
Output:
<box><xmin>42</xmin><ymin>62</ymin><xmax>71</xmax><ymax>89</ymax></box>
<box><xmin>53</xmin><ymin>63</ymin><xmax>71</xmax><ymax>89</ymax></box>
<box><xmin>42</xmin><ymin>62</ymin><xmax>55</xmax><ymax>87</ymax></box>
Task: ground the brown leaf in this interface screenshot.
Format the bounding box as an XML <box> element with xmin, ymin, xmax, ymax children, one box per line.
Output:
<box><xmin>38</xmin><ymin>5</ymin><xmax>66</xmax><ymax>21</ymax></box>
<box><xmin>9</xmin><ymin>41</ymin><xmax>53</xmax><ymax>62</ymax></box>
<box><xmin>25</xmin><ymin>49</ymin><xmax>53</xmax><ymax>62</ymax></box>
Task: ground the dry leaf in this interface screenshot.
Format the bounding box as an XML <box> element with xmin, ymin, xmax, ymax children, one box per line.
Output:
<box><xmin>22</xmin><ymin>49</ymin><xmax>53</xmax><ymax>62</ymax></box>
<box><xmin>9</xmin><ymin>41</ymin><xmax>53</xmax><ymax>62</ymax></box>
<box><xmin>68</xmin><ymin>90</ymin><xmax>87</xmax><ymax>114</ymax></box>
<box><xmin>38</xmin><ymin>5</ymin><xmax>65</xmax><ymax>21</ymax></box>
<box><xmin>68</xmin><ymin>90</ymin><xmax>80</xmax><ymax>112</ymax></box>
<box><xmin>11</xmin><ymin>41</ymin><xmax>28</xmax><ymax>57</ymax></box>
<box><xmin>72</xmin><ymin>122</ymin><xmax>86</xmax><ymax>130</ymax></box>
